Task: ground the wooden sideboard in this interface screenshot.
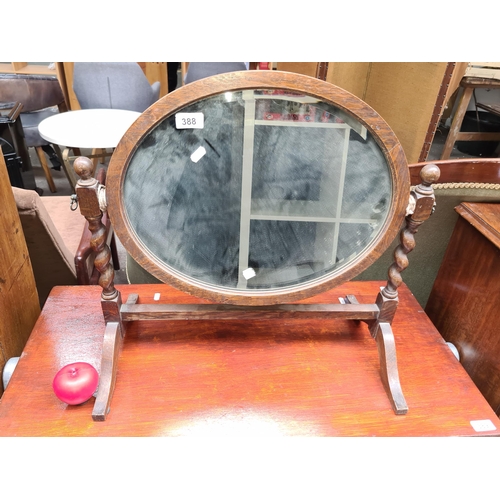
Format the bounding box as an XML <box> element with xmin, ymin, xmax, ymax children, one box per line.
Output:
<box><xmin>0</xmin><ymin>281</ymin><xmax>499</xmax><ymax>436</ymax></box>
<box><xmin>426</xmin><ymin>202</ymin><xmax>500</xmax><ymax>415</ymax></box>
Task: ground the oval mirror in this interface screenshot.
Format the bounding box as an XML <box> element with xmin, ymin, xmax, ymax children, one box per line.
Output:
<box><xmin>107</xmin><ymin>71</ymin><xmax>409</xmax><ymax>305</ymax></box>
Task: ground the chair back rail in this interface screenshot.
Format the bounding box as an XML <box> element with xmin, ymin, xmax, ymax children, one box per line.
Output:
<box><xmin>0</xmin><ymin>74</ymin><xmax>66</xmax><ymax>112</ymax></box>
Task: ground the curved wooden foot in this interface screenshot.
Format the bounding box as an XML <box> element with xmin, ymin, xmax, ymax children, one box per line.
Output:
<box><xmin>92</xmin><ymin>321</ymin><xmax>123</xmax><ymax>421</ymax></box>
<box><xmin>374</xmin><ymin>322</ymin><xmax>408</xmax><ymax>415</ymax></box>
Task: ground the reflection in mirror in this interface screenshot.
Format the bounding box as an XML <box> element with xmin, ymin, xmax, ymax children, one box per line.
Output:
<box><xmin>123</xmin><ymin>89</ymin><xmax>392</xmax><ymax>291</ymax></box>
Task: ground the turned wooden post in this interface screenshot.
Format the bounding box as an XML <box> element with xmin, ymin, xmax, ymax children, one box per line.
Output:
<box><xmin>74</xmin><ymin>157</ymin><xmax>122</xmax><ymax>324</ymax></box>
<box><xmin>377</xmin><ymin>163</ymin><xmax>441</xmax><ymax>322</ymax></box>
<box><xmin>74</xmin><ymin>156</ymin><xmax>124</xmax><ymax>421</ymax></box>
<box><xmin>368</xmin><ymin>163</ymin><xmax>440</xmax><ymax>415</ymax></box>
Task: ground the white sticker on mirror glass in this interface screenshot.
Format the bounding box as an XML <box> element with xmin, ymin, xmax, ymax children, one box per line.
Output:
<box><xmin>190</xmin><ymin>146</ymin><xmax>206</xmax><ymax>163</ymax></box>
<box><xmin>243</xmin><ymin>268</ymin><xmax>256</xmax><ymax>280</ymax></box>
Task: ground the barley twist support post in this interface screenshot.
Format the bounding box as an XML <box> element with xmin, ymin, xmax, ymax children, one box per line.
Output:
<box><xmin>74</xmin><ymin>156</ymin><xmax>123</xmax><ymax>421</ymax></box>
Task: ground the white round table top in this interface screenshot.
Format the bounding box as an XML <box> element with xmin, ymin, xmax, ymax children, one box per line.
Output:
<box><xmin>38</xmin><ymin>108</ymin><xmax>141</xmax><ymax>149</ymax></box>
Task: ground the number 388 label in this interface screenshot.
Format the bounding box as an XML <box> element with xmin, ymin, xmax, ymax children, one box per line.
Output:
<box><xmin>175</xmin><ymin>112</ymin><xmax>204</xmax><ymax>129</ymax></box>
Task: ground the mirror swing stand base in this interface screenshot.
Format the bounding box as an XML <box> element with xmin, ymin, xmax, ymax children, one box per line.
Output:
<box><xmin>73</xmin><ymin>157</ymin><xmax>440</xmax><ymax>422</ymax></box>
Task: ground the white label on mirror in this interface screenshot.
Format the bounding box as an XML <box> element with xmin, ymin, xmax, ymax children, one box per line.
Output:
<box><xmin>243</xmin><ymin>268</ymin><xmax>256</xmax><ymax>280</ymax></box>
<box><xmin>190</xmin><ymin>146</ymin><xmax>206</xmax><ymax>163</ymax></box>
<box><xmin>175</xmin><ymin>113</ymin><xmax>204</xmax><ymax>129</ymax></box>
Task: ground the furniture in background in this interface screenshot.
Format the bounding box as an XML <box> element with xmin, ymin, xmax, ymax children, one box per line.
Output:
<box><xmin>13</xmin><ymin>167</ymin><xmax>120</xmax><ymax>307</ymax></box>
<box><xmin>275</xmin><ymin>62</ymin><xmax>328</xmax><ymax>79</ymax></box>
<box><xmin>440</xmin><ymin>77</ymin><xmax>500</xmax><ymax>160</ymax></box>
<box><xmin>38</xmin><ymin>108</ymin><xmax>140</xmax><ymax>188</ymax></box>
<box><xmin>0</xmin><ymin>101</ymin><xmax>31</xmax><ymax>188</ymax></box>
<box><xmin>72</xmin><ymin>62</ymin><xmax>160</xmax><ymax>112</ymax></box>
<box><xmin>356</xmin><ymin>158</ymin><xmax>500</xmax><ymax>308</ymax></box>
<box><xmin>255</xmin><ymin>63</ymin><xmax>329</xmax><ymax>81</ymax></box>
<box><xmin>0</xmin><ymin>62</ymin><xmax>169</xmax><ymax>109</ymax></box>
<box><xmin>67</xmin><ymin>62</ymin><xmax>159</xmax><ymax>175</ymax></box>
<box><xmin>0</xmin><ymin>281</ymin><xmax>499</xmax><ymax>436</ymax></box>
<box><xmin>58</xmin><ymin>62</ymin><xmax>168</xmax><ymax>111</ymax></box>
<box><xmin>180</xmin><ymin>62</ymin><xmax>463</xmax><ymax>163</ymax></box>
<box><xmin>425</xmin><ymin>202</ymin><xmax>500</xmax><ymax>416</ymax></box>
<box><xmin>0</xmin><ymin>150</ymin><xmax>40</xmax><ymax>398</ymax></box>
<box><xmin>1</xmin><ymin>62</ymin><xmax>467</xmax><ymax>165</ymax></box>
<box><xmin>166</xmin><ymin>62</ymin><xmax>179</xmax><ymax>93</ymax></box>
<box><xmin>324</xmin><ymin>62</ymin><xmax>466</xmax><ymax>163</ymax></box>
<box><xmin>183</xmin><ymin>62</ymin><xmax>248</xmax><ymax>84</ymax></box>
<box><xmin>0</xmin><ymin>73</ymin><xmax>69</xmax><ymax>193</ymax></box>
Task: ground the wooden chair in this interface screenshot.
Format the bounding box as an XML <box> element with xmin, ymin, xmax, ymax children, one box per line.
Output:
<box><xmin>13</xmin><ymin>168</ymin><xmax>120</xmax><ymax>307</ymax></box>
<box><xmin>440</xmin><ymin>77</ymin><xmax>500</xmax><ymax>160</ymax></box>
<box><xmin>356</xmin><ymin>158</ymin><xmax>500</xmax><ymax>307</ymax></box>
<box><xmin>72</xmin><ymin>62</ymin><xmax>161</xmax><ymax>167</ymax></box>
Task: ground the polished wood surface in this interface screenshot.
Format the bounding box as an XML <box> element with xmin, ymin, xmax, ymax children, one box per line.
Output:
<box><xmin>409</xmin><ymin>158</ymin><xmax>500</xmax><ymax>185</ymax></box>
<box><xmin>455</xmin><ymin>201</ymin><xmax>500</xmax><ymax>248</ymax></box>
<box><xmin>426</xmin><ymin>202</ymin><xmax>500</xmax><ymax>415</ymax></box>
<box><xmin>0</xmin><ymin>281</ymin><xmax>498</xmax><ymax>436</ymax></box>
<box><xmin>0</xmin><ymin>152</ymin><xmax>40</xmax><ymax>397</ymax></box>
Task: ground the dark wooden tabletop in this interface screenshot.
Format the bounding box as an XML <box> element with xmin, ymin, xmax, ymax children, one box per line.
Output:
<box><xmin>0</xmin><ymin>281</ymin><xmax>498</xmax><ymax>437</ymax></box>
<box><xmin>455</xmin><ymin>202</ymin><xmax>500</xmax><ymax>250</ymax></box>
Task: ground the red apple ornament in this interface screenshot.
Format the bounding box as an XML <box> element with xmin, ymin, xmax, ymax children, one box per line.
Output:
<box><xmin>53</xmin><ymin>362</ymin><xmax>99</xmax><ymax>405</ymax></box>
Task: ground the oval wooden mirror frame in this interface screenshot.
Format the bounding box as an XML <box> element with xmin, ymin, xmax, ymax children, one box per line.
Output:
<box><xmin>106</xmin><ymin>71</ymin><xmax>410</xmax><ymax>305</ymax></box>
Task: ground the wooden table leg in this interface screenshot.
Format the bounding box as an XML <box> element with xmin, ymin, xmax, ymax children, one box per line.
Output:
<box><xmin>374</xmin><ymin>322</ymin><xmax>408</xmax><ymax>415</ymax></box>
<box><xmin>92</xmin><ymin>321</ymin><xmax>123</xmax><ymax>421</ymax></box>
<box><xmin>440</xmin><ymin>86</ymin><xmax>473</xmax><ymax>160</ymax></box>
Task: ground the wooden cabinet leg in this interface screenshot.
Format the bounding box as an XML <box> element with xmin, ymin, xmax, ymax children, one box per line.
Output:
<box><xmin>92</xmin><ymin>321</ymin><xmax>123</xmax><ymax>421</ymax></box>
<box><xmin>374</xmin><ymin>322</ymin><xmax>408</xmax><ymax>415</ymax></box>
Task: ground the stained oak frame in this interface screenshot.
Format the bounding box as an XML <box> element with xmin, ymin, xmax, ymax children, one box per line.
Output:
<box><xmin>73</xmin><ymin>71</ymin><xmax>439</xmax><ymax>421</ymax></box>
<box><xmin>107</xmin><ymin>71</ymin><xmax>410</xmax><ymax>305</ymax></box>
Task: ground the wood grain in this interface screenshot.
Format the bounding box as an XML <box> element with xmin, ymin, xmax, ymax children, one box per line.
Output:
<box><xmin>0</xmin><ymin>152</ymin><xmax>40</xmax><ymax>397</ymax></box>
<box><xmin>92</xmin><ymin>321</ymin><xmax>122</xmax><ymax>421</ymax></box>
<box><xmin>120</xmin><ymin>302</ymin><xmax>380</xmax><ymax>321</ymax></box>
<box><xmin>409</xmin><ymin>158</ymin><xmax>500</xmax><ymax>185</ymax></box>
<box><xmin>426</xmin><ymin>203</ymin><xmax>500</xmax><ymax>415</ymax></box>
<box><xmin>455</xmin><ymin>202</ymin><xmax>500</xmax><ymax>249</ymax></box>
<box><xmin>0</xmin><ymin>281</ymin><xmax>498</xmax><ymax>436</ymax></box>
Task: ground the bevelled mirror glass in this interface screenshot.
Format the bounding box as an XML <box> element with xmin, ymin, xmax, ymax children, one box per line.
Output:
<box><xmin>107</xmin><ymin>72</ymin><xmax>409</xmax><ymax>305</ymax></box>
